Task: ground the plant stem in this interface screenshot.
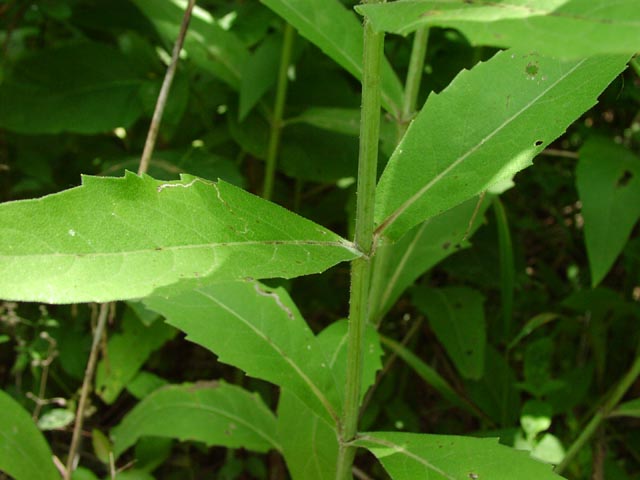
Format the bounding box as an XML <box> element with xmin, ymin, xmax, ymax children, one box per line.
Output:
<box><xmin>138</xmin><ymin>0</ymin><xmax>196</xmax><ymax>176</ymax></box>
<box><xmin>65</xmin><ymin>303</ymin><xmax>110</xmax><ymax>479</ymax></box>
<box><xmin>336</xmin><ymin>10</ymin><xmax>384</xmax><ymax>480</ymax></box>
<box><xmin>262</xmin><ymin>23</ymin><xmax>295</xmax><ymax>200</ymax></box>
<box><xmin>401</xmin><ymin>26</ymin><xmax>429</xmax><ymax>127</ymax></box>
<box><xmin>555</xmin><ymin>346</ymin><xmax>640</xmax><ymax>474</ymax></box>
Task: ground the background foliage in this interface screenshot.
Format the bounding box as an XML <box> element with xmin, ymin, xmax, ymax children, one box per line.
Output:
<box><xmin>1</xmin><ymin>1</ymin><xmax>639</xmax><ymax>479</ymax></box>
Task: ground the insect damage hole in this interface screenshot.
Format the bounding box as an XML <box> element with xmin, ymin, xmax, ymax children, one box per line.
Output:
<box><xmin>534</xmin><ymin>140</ymin><xmax>543</xmax><ymax>147</ymax></box>
<box><xmin>616</xmin><ymin>170</ymin><xmax>633</xmax><ymax>188</ymax></box>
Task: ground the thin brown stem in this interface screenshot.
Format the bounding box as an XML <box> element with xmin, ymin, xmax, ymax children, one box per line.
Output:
<box><xmin>138</xmin><ymin>0</ymin><xmax>197</xmax><ymax>175</ymax></box>
<box><xmin>65</xmin><ymin>303</ymin><xmax>110</xmax><ymax>479</ymax></box>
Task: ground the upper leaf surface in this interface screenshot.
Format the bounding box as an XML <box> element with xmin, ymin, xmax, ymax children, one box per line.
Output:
<box><xmin>143</xmin><ymin>281</ymin><xmax>342</xmax><ymax>424</ymax></box>
<box><xmin>357</xmin><ymin>0</ymin><xmax>640</xmax><ymax>58</ymax></box>
<box><xmin>576</xmin><ymin>137</ymin><xmax>640</xmax><ymax>287</ymax></box>
<box><xmin>356</xmin><ymin>432</ymin><xmax>563</xmax><ymax>479</ymax></box>
<box><xmin>412</xmin><ymin>287</ymin><xmax>486</xmax><ymax>380</ymax></box>
<box><xmin>374</xmin><ymin>50</ymin><xmax>629</xmax><ymax>241</ymax></box>
<box><xmin>260</xmin><ymin>0</ymin><xmax>404</xmax><ymax>116</ymax></box>
<box><xmin>111</xmin><ymin>381</ymin><xmax>279</xmax><ymax>457</ymax></box>
<box><xmin>0</xmin><ymin>173</ymin><xmax>359</xmax><ymax>303</ymax></box>
<box><xmin>0</xmin><ymin>390</ymin><xmax>59</xmax><ymax>480</ymax></box>
<box><xmin>0</xmin><ymin>43</ymin><xmax>148</xmax><ymax>134</ymax></box>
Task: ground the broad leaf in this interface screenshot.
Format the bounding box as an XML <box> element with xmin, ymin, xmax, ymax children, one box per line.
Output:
<box><xmin>239</xmin><ymin>33</ymin><xmax>281</xmax><ymax>120</ymax></box>
<box><xmin>111</xmin><ymin>381</ymin><xmax>280</xmax><ymax>457</ymax></box>
<box><xmin>144</xmin><ymin>281</ymin><xmax>341</xmax><ymax>423</ymax></box>
<box><xmin>370</xmin><ymin>195</ymin><xmax>490</xmax><ymax>322</ymax></box>
<box><xmin>412</xmin><ymin>287</ymin><xmax>486</xmax><ymax>380</ymax></box>
<box><xmin>277</xmin><ymin>320</ymin><xmax>382</xmax><ymax>480</ymax></box>
<box><xmin>576</xmin><ymin>137</ymin><xmax>640</xmax><ymax>286</ymax></box>
<box><xmin>0</xmin><ymin>43</ymin><xmax>148</xmax><ymax>134</ymax></box>
<box><xmin>374</xmin><ymin>50</ymin><xmax>629</xmax><ymax>241</ymax></box>
<box><xmin>356</xmin><ymin>432</ymin><xmax>563</xmax><ymax>479</ymax></box>
<box><xmin>357</xmin><ymin>0</ymin><xmax>640</xmax><ymax>58</ymax></box>
<box><xmin>0</xmin><ymin>390</ymin><xmax>58</xmax><ymax>480</ymax></box>
<box><xmin>260</xmin><ymin>0</ymin><xmax>404</xmax><ymax>115</ymax></box>
<box><xmin>0</xmin><ymin>173</ymin><xmax>359</xmax><ymax>303</ymax></box>
<box><xmin>130</xmin><ymin>0</ymin><xmax>248</xmax><ymax>88</ymax></box>
<box><xmin>96</xmin><ymin>307</ymin><xmax>177</xmax><ymax>404</ymax></box>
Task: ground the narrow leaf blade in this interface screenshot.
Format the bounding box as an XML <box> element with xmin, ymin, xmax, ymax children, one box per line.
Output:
<box><xmin>0</xmin><ymin>390</ymin><xmax>58</xmax><ymax>480</ymax></box>
<box><xmin>576</xmin><ymin>137</ymin><xmax>640</xmax><ymax>286</ymax></box>
<box><xmin>356</xmin><ymin>431</ymin><xmax>564</xmax><ymax>479</ymax></box>
<box><xmin>111</xmin><ymin>382</ymin><xmax>279</xmax><ymax>457</ymax></box>
<box><xmin>143</xmin><ymin>281</ymin><xmax>340</xmax><ymax>423</ymax></box>
<box><xmin>277</xmin><ymin>320</ymin><xmax>382</xmax><ymax>480</ymax></box>
<box><xmin>369</xmin><ymin>194</ymin><xmax>490</xmax><ymax>322</ymax></box>
<box><xmin>412</xmin><ymin>287</ymin><xmax>486</xmax><ymax>380</ymax></box>
<box><xmin>0</xmin><ymin>173</ymin><xmax>359</xmax><ymax>303</ymax></box>
<box><xmin>357</xmin><ymin>0</ymin><xmax>640</xmax><ymax>58</ymax></box>
<box><xmin>375</xmin><ymin>50</ymin><xmax>629</xmax><ymax>241</ymax></box>
<box><xmin>260</xmin><ymin>0</ymin><xmax>404</xmax><ymax>115</ymax></box>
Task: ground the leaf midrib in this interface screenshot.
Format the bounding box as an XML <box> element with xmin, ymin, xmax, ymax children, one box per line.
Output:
<box><xmin>1</xmin><ymin>239</ymin><xmax>358</xmax><ymax>259</ymax></box>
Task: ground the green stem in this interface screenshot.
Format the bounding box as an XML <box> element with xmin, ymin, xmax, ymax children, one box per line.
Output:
<box><xmin>555</xmin><ymin>346</ymin><xmax>640</xmax><ymax>474</ymax></box>
<box><xmin>369</xmin><ymin>27</ymin><xmax>429</xmax><ymax>323</ymax></box>
<box><xmin>336</xmin><ymin>12</ymin><xmax>384</xmax><ymax>480</ymax></box>
<box><xmin>401</xmin><ymin>26</ymin><xmax>429</xmax><ymax>124</ymax></box>
<box><xmin>262</xmin><ymin>23</ymin><xmax>295</xmax><ymax>200</ymax></box>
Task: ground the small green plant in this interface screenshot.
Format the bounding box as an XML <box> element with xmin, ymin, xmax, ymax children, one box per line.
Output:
<box><xmin>1</xmin><ymin>1</ymin><xmax>640</xmax><ymax>479</ymax></box>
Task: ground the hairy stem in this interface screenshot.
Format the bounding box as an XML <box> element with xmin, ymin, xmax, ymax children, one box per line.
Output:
<box><xmin>555</xmin><ymin>345</ymin><xmax>640</xmax><ymax>474</ymax></box>
<box><xmin>336</xmin><ymin>9</ymin><xmax>384</xmax><ymax>480</ymax></box>
<box><xmin>138</xmin><ymin>0</ymin><xmax>197</xmax><ymax>175</ymax></box>
<box><xmin>65</xmin><ymin>303</ymin><xmax>110</xmax><ymax>479</ymax></box>
<box><xmin>262</xmin><ymin>23</ymin><xmax>295</xmax><ymax>200</ymax></box>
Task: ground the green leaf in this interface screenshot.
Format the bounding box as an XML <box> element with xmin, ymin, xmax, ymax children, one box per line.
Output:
<box><xmin>611</xmin><ymin>398</ymin><xmax>640</xmax><ymax>418</ymax></box>
<box><xmin>357</xmin><ymin>0</ymin><xmax>640</xmax><ymax>58</ymax></box>
<box><xmin>277</xmin><ymin>320</ymin><xmax>382</xmax><ymax>480</ymax></box>
<box><xmin>370</xmin><ymin>194</ymin><xmax>490</xmax><ymax>322</ymax></box>
<box><xmin>130</xmin><ymin>0</ymin><xmax>249</xmax><ymax>87</ymax></box>
<box><xmin>239</xmin><ymin>33</ymin><xmax>282</xmax><ymax>120</ymax></box>
<box><xmin>508</xmin><ymin>313</ymin><xmax>559</xmax><ymax>350</ymax></box>
<box><xmin>0</xmin><ymin>173</ymin><xmax>359</xmax><ymax>303</ymax></box>
<box><xmin>112</xmin><ymin>381</ymin><xmax>280</xmax><ymax>457</ymax></box>
<box><xmin>379</xmin><ymin>335</ymin><xmax>475</xmax><ymax>415</ymax></box>
<box><xmin>0</xmin><ymin>390</ymin><xmax>58</xmax><ymax>480</ymax></box>
<box><xmin>37</xmin><ymin>408</ymin><xmax>75</xmax><ymax>430</ymax></box>
<box><xmin>465</xmin><ymin>346</ymin><xmax>520</xmax><ymax>426</ymax></box>
<box><xmin>412</xmin><ymin>287</ymin><xmax>486</xmax><ymax>380</ymax></box>
<box><xmin>260</xmin><ymin>0</ymin><xmax>404</xmax><ymax>115</ymax></box>
<box><xmin>95</xmin><ymin>307</ymin><xmax>177</xmax><ymax>404</ymax></box>
<box><xmin>143</xmin><ymin>281</ymin><xmax>341</xmax><ymax>423</ymax></box>
<box><xmin>576</xmin><ymin>137</ymin><xmax>640</xmax><ymax>286</ymax></box>
<box><xmin>493</xmin><ymin>197</ymin><xmax>515</xmax><ymax>338</ymax></box>
<box><xmin>521</xmin><ymin>400</ymin><xmax>552</xmax><ymax>439</ymax></box>
<box><xmin>374</xmin><ymin>50</ymin><xmax>629</xmax><ymax>241</ymax></box>
<box><xmin>126</xmin><ymin>371</ymin><xmax>169</xmax><ymax>400</ymax></box>
<box><xmin>355</xmin><ymin>431</ymin><xmax>563</xmax><ymax>479</ymax></box>
<box><xmin>0</xmin><ymin>43</ymin><xmax>148</xmax><ymax>134</ymax></box>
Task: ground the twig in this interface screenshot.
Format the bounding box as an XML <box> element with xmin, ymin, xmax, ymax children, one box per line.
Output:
<box><xmin>138</xmin><ymin>0</ymin><xmax>197</xmax><ymax>175</ymax></box>
<box><xmin>65</xmin><ymin>303</ymin><xmax>110</xmax><ymax>479</ymax></box>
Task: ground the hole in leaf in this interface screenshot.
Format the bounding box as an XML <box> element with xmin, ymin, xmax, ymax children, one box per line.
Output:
<box><xmin>534</xmin><ymin>140</ymin><xmax>543</xmax><ymax>146</ymax></box>
<box><xmin>525</xmin><ymin>61</ymin><xmax>539</xmax><ymax>77</ymax></box>
<box><xmin>616</xmin><ymin>170</ymin><xmax>633</xmax><ymax>188</ymax></box>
